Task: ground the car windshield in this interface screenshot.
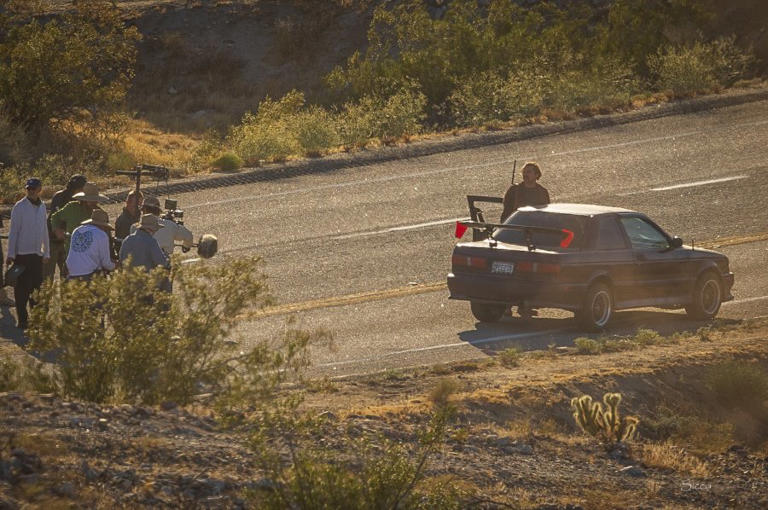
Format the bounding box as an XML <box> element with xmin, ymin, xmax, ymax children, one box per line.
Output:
<box><xmin>492</xmin><ymin>210</ymin><xmax>585</xmax><ymax>250</ymax></box>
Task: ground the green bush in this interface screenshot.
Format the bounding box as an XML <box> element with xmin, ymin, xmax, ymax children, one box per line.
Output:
<box><xmin>633</xmin><ymin>328</ymin><xmax>663</xmax><ymax>346</ymax></box>
<box><xmin>294</xmin><ymin>107</ymin><xmax>339</xmax><ymax>156</ymax></box>
<box><xmin>0</xmin><ymin>1</ymin><xmax>140</xmax><ymax>131</ymax></box>
<box><xmin>448</xmin><ymin>71</ymin><xmax>523</xmax><ymax>127</ymax></box>
<box><xmin>647</xmin><ymin>38</ymin><xmax>754</xmax><ymax>96</ymax></box>
<box><xmin>212</xmin><ymin>151</ymin><xmax>244</xmax><ymax>172</ymax></box>
<box><xmin>648</xmin><ymin>42</ymin><xmax>719</xmax><ymax>95</ymax></box>
<box><xmin>27</xmin><ymin>256</ymin><xmax>295</xmax><ymax>405</ymax></box>
<box><xmin>498</xmin><ymin>346</ymin><xmax>521</xmax><ymax>368</ymax></box>
<box><xmin>226</xmin><ymin>91</ymin><xmax>305</xmax><ymax>164</ymax></box>
<box><xmin>248</xmin><ymin>383</ymin><xmax>464</xmax><ymax>509</ymax></box>
<box><xmin>574</xmin><ymin>337</ymin><xmax>601</xmax><ymax>355</ymax></box>
<box><xmin>0</xmin><ymin>357</ymin><xmax>57</xmax><ymax>394</ymax></box>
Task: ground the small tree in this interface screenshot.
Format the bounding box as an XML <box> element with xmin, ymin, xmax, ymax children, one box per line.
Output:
<box><xmin>0</xmin><ymin>0</ymin><xmax>141</xmax><ymax>132</ymax></box>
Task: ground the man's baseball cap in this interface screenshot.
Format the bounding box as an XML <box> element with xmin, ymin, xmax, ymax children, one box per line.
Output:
<box><xmin>67</xmin><ymin>174</ymin><xmax>87</xmax><ymax>189</ymax></box>
<box><xmin>25</xmin><ymin>177</ymin><xmax>42</xmax><ymax>189</ymax></box>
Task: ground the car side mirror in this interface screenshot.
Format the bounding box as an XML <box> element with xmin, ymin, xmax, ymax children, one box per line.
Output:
<box><xmin>669</xmin><ymin>236</ymin><xmax>683</xmax><ymax>249</ymax></box>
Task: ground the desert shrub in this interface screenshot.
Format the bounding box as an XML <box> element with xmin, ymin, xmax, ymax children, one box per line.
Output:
<box><xmin>707</xmin><ymin>361</ymin><xmax>768</xmax><ymax>410</ymax></box>
<box><xmin>226</xmin><ymin>91</ymin><xmax>306</xmax><ymax>164</ymax></box>
<box><xmin>571</xmin><ymin>392</ymin><xmax>639</xmax><ymax>445</ymax></box>
<box><xmin>448</xmin><ymin>71</ymin><xmax>523</xmax><ymax>127</ymax></box>
<box><xmin>212</xmin><ymin>151</ymin><xmax>243</xmax><ymax>172</ymax></box>
<box><xmin>498</xmin><ymin>346</ymin><xmax>521</xmax><ymax>368</ymax></box>
<box><xmin>337</xmin><ymin>87</ymin><xmax>426</xmax><ymax>145</ymax></box>
<box><xmin>294</xmin><ymin>107</ymin><xmax>339</xmax><ymax>156</ymax></box>
<box><xmin>647</xmin><ymin>37</ymin><xmax>754</xmax><ymax>96</ymax></box>
<box><xmin>544</xmin><ymin>57</ymin><xmax>640</xmax><ymax>112</ymax></box>
<box><xmin>429</xmin><ymin>378</ymin><xmax>459</xmax><ymax>408</ymax></box>
<box><xmin>705</xmin><ymin>35</ymin><xmax>757</xmax><ymax>86</ymax></box>
<box><xmin>26</xmin><ymin>256</ymin><xmax>309</xmax><ymax>405</ymax></box>
<box><xmin>648</xmin><ymin>42</ymin><xmax>719</xmax><ymax>95</ymax></box>
<box><xmin>249</xmin><ymin>382</ymin><xmax>464</xmax><ymax>509</ymax></box>
<box><xmin>574</xmin><ymin>337</ymin><xmax>601</xmax><ymax>355</ymax></box>
<box><xmin>632</xmin><ymin>328</ymin><xmax>663</xmax><ymax>346</ymax></box>
<box><xmin>601</xmin><ymin>0</ymin><xmax>715</xmax><ymax>72</ymax></box>
<box><xmin>0</xmin><ymin>1</ymin><xmax>140</xmax><ymax>132</ymax></box>
<box><xmin>640</xmin><ymin>442</ymin><xmax>710</xmax><ymax>477</ymax></box>
<box><xmin>0</xmin><ymin>357</ymin><xmax>56</xmax><ymax>394</ymax></box>
<box><xmin>601</xmin><ymin>338</ymin><xmax>637</xmax><ymax>353</ymax></box>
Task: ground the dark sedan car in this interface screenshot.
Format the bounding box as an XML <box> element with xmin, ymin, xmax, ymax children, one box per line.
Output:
<box><xmin>447</xmin><ymin>202</ymin><xmax>734</xmax><ymax>330</ymax></box>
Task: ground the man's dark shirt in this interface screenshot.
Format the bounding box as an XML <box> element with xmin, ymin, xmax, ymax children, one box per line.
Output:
<box><xmin>501</xmin><ymin>183</ymin><xmax>550</xmax><ymax>222</ymax></box>
<box><xmin>115</xmin><ymin>208</ymin><xmax>140</xmax><ymax>240</ymax></box>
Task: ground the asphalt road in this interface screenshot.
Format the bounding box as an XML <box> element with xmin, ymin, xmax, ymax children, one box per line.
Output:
<box><xmin>20</xmin><ymin>99</ymin><xmax>768</xmax><ymax>375</ymax></box>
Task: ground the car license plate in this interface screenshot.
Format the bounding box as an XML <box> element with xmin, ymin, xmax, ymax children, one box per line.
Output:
<box><xmin>492</xmin><ymin>261</ymin><xmax>515</xmax><ymax>274</ymax></box>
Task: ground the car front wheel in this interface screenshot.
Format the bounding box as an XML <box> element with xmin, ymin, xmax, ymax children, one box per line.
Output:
<box><xmin>470</xmin><ymin>301</ymin><xmax>506</xmax><ymax>323</ymax></box>
<box><xmin>577</xmin><ymin>283</ymin><xmax>613</xmax><ymax>331</ymax></box>
<box><xmin>685</xmin><ymin>272</ymin><xmax>722</xmax><ymax>320</ymax></box>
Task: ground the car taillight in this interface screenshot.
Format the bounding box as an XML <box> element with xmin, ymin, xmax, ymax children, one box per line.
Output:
<box><xmin>452</xmin><ymin>255</ymin><xmax>488</xmax><ymax>269</ymax></box>
<box><xmin>560</xmin><ymin>229</ymin><xmax>574</xmax><ymax>248</ymax></box>
<box><xmin>538</xmin><ymin>263</ymin><xmax>561</xmax><ymax>274</ymax></box>
<box><xmin>514</xmin><ymin>261</ymin><xmax>560</xmax><ymax>273</ymax></box>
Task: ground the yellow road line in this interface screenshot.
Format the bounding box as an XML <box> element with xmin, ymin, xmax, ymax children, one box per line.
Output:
<box><xmin>247</xmin><ymin>282</ymin><xmax>448</xmax><ymax>319</ymax></box>
<box><xmin>698</xmin><ymin>232</ymin><xmax>768</xmax><ymax>249</ymax></box>
<box><xmin>250</xmin><ymin>231</ymin><xmax>768</xmax><ymax>319</ymax></box>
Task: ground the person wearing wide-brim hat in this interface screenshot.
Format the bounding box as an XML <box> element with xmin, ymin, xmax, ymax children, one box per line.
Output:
<box><xmin>129</xmin><ymin>194</ymin><xmax>194</xmax><ymax>256</ymax></box>
<box><xmin>50</xmin><ymin>182</ymin><xmax>110</xmax><ymax>256</ymax></box>
<box><xmin>119</xmin><ymin>213</ymin><xmax>169</xmax><ymax>274</ymax></box>
<box><xmin>45</xmin><ymin>174</ymin><xmax>88</xmax><ymax>281</ymax></box>
<box><xmin>66</xmin><ymin>209</ymin><xmax>116</xmax><ymax>282</ymax></box>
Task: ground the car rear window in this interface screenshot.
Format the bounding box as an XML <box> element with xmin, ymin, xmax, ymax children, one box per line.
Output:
<box><xmin>492</xmin><ymin>211</ymin><xmax>585</xmax><ymax>249</ymax></box>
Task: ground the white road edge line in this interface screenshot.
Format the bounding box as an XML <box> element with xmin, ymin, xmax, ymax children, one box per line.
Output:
<box><xmin>317</xmin><ymin>296</ymin><xmax>768</xmax><ymax>369</ymax></box>
<box><xmin>723</xmin><ymin>295</ymin><xmax>768</xmax><ymax>305</ymax></box>
<box><xmin>650</xmin><ymin>175</ymin><xmax>748</xmax><ymax>191</ymax></box>
<box><xmin>188</xmin><ymin>131</ymin><xmax>707</xmax><ymax>209</ymax></box>
<box><xmin>316</xmin><ymin>329</ymin><xmax>564</xmax><ymax>368</ymax></box>
<box><xmin>332</xmin><ymin>217</ymin><xmax>468</xmax><ymax>240</ymax></box>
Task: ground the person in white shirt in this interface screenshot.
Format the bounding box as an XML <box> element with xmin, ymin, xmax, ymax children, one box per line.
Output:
<box><xmin>5</xmin><ymin>178</ymin><xmax>50</xmax><ymax>330</ymax></box>
<box><xmin>130</xmin><ymin>195</ymin><xmax>193</xmax><ymax>256</ymax></box>
<box><xmin>66</xmin><ymin>209</ymin><xmax>116</xmax><ymax>281</ymax></box>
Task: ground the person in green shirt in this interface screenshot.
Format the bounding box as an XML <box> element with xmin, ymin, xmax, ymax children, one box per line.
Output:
<box><xmin>50</xmin><ymin>183</ymin><xmax>109</xmax><ymax>254</ymax></box>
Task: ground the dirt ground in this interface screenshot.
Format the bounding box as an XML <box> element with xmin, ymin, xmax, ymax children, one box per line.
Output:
<box><xmin>2</xmin><ymin>318</ymin><xmax>767</xmax><ymax>508</ymax></box>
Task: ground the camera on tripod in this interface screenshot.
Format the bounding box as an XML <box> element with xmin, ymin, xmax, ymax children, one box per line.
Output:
<box><xmin>162</xmin><ymin>199</ymin><xmax>184</xmax><ymax>225</ymax></box>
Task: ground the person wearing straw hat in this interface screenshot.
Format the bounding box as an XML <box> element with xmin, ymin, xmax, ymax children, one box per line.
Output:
<box><xmin>45</xmin><ymin>174</ymin><xmax>87</xmax><ymax>280</ymax></box>
<box><xmin>130</xmin><ymin>194</ymin><xmax>193</xmax><ymax>256</ymax></box>
<box><xmin>119</xmin><ymin>213</ymin><xmax>170</xmax><ymax>273</ymax></box>
<box><xmin>50</xmin><ymin>182</ymin><xmax>109</xmax><ymax>256</ymax></box>
<box><xmin>66</xmin><ymin>209</ymin><xmax>117</xmax><ymax>282</ymax></box>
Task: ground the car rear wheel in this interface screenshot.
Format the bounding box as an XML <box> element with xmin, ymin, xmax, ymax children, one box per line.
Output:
<box><xmin>577</xmin><ymin>283</ymin><xmax>613</xmax><ymax>332</ymax></box>
<box><xmin>685</xmin><ymin>272</ymin><xmax>722</xmax><ymax>320</ymax></box>
<box><xmin>470</xmin><ymin>301</ymin><xmax>506</xmax><ymax>323</ymax></box>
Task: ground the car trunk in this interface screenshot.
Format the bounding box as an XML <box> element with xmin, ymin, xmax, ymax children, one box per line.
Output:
<box><xmin>451</xmin><ymin>240</ymin><xmax>565</xmax><ymax>282</ymax></box>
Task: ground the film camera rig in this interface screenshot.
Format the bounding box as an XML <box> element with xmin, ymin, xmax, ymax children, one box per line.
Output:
<box><xmin>114</xmin><ymin>164</ymin><xmax>218</xmax><ymax>259</ymax></box>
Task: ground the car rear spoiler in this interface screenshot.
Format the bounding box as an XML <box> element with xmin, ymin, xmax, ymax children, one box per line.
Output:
<box><xmin>456</xmin><ymin>220</ymin><xmax>574</xmax><ymax>252</ymax></box>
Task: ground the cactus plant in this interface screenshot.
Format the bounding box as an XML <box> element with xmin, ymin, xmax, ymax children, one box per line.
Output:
<box><xmin>571</xmin><ymin>392</ymin><xmax>639</xmax><ymax>445</ymax></box>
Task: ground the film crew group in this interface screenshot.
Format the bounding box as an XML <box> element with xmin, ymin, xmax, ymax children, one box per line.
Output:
<box><xmin>500</xmin><ymin>161</ymin><xmax>551</xmax><ymax>319</ymax></box>
<box><xmin>3</xmin><ymin>177</ymin><xmax>174</xmax><ymax>331</ymax></box>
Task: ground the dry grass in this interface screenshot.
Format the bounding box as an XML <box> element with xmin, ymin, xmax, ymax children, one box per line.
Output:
<box><xmin>640</xmin><ymin>442</ymin><xmax>711</xmax><ymax>477</ymax></box>
<box><xmin>121</xmin><ymin>119</ymin><xmax>202</xmax><ymax>172</ymax></box>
